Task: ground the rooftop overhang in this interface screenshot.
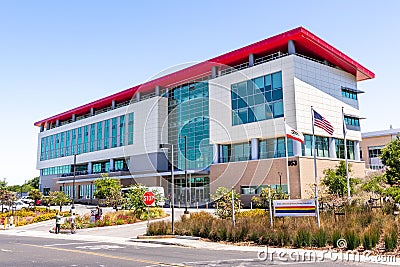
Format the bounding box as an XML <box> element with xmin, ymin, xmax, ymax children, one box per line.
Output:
<box><xmin>34</xmin><ymin>27</ymin><xmax>375</xmax><ymax>128</ymax></box>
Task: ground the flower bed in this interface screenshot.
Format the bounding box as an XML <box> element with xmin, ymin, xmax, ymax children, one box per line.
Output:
<box><xmin>60</xmin><ymin>208</ymin><xmax>166</xmax><ymax>230</ymax></box>
<box><xmin>0</xmin><ymin>207</ymin><xmax>70</xmax><ymax>227</ymax></box>
<box><xmin>147</xmin><ymin>206</ymin><xmax>399</xmax><ymax>256</ymax></box>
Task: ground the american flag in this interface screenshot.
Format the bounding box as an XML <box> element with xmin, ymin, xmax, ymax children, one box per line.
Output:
<box><xmin>313</xmin><ymin>110</ymin><xmax>334</xmax><ymax>135</ymax></box>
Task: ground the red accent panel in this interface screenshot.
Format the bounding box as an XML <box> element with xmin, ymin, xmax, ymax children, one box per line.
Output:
<box><xmin>34</xmin><ymin>27</ymin><xmax>374</xmax><ymax>127</ymax></box>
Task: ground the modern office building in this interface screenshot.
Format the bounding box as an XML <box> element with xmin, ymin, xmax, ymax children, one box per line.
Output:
<box><xmin>360</xmin><ymin>126</ymin><xmax>400</xmax><ymax>170</ymax></box>
<box><xmin>35</xmin><ymin>27</ymin><xmax>374</xmax><ymax>205</ymax></box>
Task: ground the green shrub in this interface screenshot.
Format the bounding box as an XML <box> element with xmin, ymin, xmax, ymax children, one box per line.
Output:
<box><xmin>294</xmin><ymin>228</ymin><xmax>311</xmax><ymax>248</ymax></box>
<box><xmin>331</xmin><ymin>230</ymin><xmax>342</xmax><ymax>248</ymax></box>
<box><xmin>362</xmin><ymin>231</ymin><xmax>373</xmax><ymax>250</ymax></box>
<box><xmin>313</xmin><ymin>228</ymin><xmax>328</xmax><ymax>247</ymax></box>
<box><xmin>384</xmin><ymin>226</ymin><xmax>398</xmax><ymax>252</ymax></box>
<box><xmin>147</xmin><ymin>220</ymin><xmax>171</xmax><ymax>235</ymax></box>
<box><xmin>344</xmin><ymin>230</ymin><xmax>360</xmax><ymax>250</ymax></box>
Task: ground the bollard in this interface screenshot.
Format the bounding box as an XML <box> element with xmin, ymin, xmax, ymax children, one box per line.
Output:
<box><xmin>196</xmin><ymin>202</ymin><xmax>198</xmax><ymax>209</ymax></box>
<box><xmin>206</xmin><ymin>202</ymin><xmax>208</xmax><ymax>209</ymax></box>
<box><xmin>250</xmin><ymin>201</ymin><xmax>253</xmax><ymax>210</ymax></box>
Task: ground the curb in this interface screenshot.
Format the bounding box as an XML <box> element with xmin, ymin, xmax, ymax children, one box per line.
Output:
<box><xmin>129</xmin><ymin>238</ymin><xmax>191</xmax><ymax>247</ymax></box>
<box><xmin>49</xmin><ymin>228</ymin><xmax>76</xmax><ymax>235</ymax></box>
<box><xmin>137</xmin><ymin>235</ymin><xmax>200</xmax><ymax>240</ymax></box>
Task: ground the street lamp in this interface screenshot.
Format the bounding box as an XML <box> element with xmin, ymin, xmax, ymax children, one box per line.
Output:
<box><xmin>72</xmin><ymin>153</ymin><xmax>77</xmax><ymax>210</ymax></box>
<box><xmin>183</xmin><ymin>136</ymin><xmax>189</xmax><ymax>215</ymax></box>
<box><xmin>160</xmin><ymin>143</ymin><xmax>175</xmax><ymax>234</ymax></box>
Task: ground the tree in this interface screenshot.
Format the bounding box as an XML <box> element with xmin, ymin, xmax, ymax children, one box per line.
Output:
<box><xmin>211</xmin><ymin>187</ymin><xmax>241</xmax><ymax>219</ymax></box>
<box><xmin>27</xmin><ymin>177</ymin><xmax>40</xmax><ymax>189</ymax></box>
<box><xmin>28</xmin><ymin>189</ymin><xmax>43</xmax><ymax>206</ymax></box>
<box><xmin>48</xmin><ymin>191</ymin><xmax>71</xmax><ymax>211</ymax></box>
<box><xmin>94</xmin><ymin>174</ymin><xmax>122</xmax><ymax>210</ymax></box>
<box><xmin>0</xmin><ymin>189</ymin><xmax>16</xmax><ymax>212</ymax></box>
<box><xmin>321</xmin><ymin>161</ymin><xmax>358</xmax><ymax>198</ymax></box>
<box><xmin>380</xmin><ymin>138</ymin><xmax>400</xmax><ymax>186</ymax></box>
<box><xmin>361</xmin><ymin>172</ymin><xmax>388</xmax><ymax>198</ymax></box>
<box><xmin>125</xmin><ymin>184</ymin><xmax>147</xmax><ymax>216</ymax></box>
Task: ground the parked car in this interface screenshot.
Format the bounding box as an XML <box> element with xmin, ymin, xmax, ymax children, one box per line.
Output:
<box><xmin>20</xmin><ymin>196</ymin><xmax>34</xmax><ymax>205</ymax></box>
<box><xmin>2</xmin><ymin>201</ymin><xmax>30</xmax><ymax>212</ymax></box>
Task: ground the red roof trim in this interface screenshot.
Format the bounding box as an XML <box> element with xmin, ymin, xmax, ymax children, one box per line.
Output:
<box><xmin>34</xmin><ymin>27</ymin><xmax>374</xmax><ymax>127</ymax></box>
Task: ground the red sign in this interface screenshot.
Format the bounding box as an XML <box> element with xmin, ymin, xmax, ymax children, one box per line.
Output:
<box><xmin>143</xmin><ymin>191</ymin><xmax>155</xmax><ymax>206</ymax></box>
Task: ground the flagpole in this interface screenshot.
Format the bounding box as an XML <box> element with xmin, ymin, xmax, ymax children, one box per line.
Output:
<box><xmin>311</xmin><ymin>106</ymin><xmax>321</xmax><ymax>228</ymax></box>
<box><xmin>342</xmin><ymin>107</ymin><xmax>350</xmax><ymax>200</ymax></box>
<box><xmin>284</xmin><ymin>118</ymin><xmax>291</xmax><ymax>199</ymax></box>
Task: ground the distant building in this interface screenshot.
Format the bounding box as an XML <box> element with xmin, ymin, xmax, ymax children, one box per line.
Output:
<box><xmin>34</xmin><ymin>27</ymin><xmax>374</xmax><ymax>203</ymax></box>
<box><xmin>361</xmin><ymin>127</ymin><xmax>400</xmax><ymax>170</ymax></box>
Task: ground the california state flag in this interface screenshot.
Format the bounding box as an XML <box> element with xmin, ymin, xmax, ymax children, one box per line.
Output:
<box><xmin>285</xmin><ymin>123</ymin><xmax>304</xmax><ymax>144</ymax></box>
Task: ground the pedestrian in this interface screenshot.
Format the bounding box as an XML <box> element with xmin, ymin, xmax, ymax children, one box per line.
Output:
<box><xmin>55</xmin><ymin>212</ymin><xmax>61</xmax><ymax>234</ymax></box>
<box><xmin>95</xmin><ymin>206</ymin><xmax>102</xmax><ymax>221</ymax></box>
<box><xmin>70</xmin><ymin>213</ymin><xmax>76</xmax><ymax>234</ymax></box>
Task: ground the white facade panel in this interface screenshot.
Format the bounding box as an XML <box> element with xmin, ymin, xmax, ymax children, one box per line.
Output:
<box><xmin>37</xmin><ymin>97</ymin><xmax>168</xmax><ymax>170</ymax></box>
<box><xmin>209</xmin><ymin>56</ymin><xmax>296</xmax><ymax>144</ymax></box>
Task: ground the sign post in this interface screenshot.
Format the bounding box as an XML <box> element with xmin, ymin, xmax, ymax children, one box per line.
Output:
<box><xmin>143</xmin><ymin>191</ymin><xmax>155</xmax><ymax>227</ymax></box>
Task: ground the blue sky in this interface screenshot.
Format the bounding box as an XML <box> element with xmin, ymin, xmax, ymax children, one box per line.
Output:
<box><xmin>1</xmin><ymin>1</ymin><xmax>399</xmax><ymax>185</ymax></box>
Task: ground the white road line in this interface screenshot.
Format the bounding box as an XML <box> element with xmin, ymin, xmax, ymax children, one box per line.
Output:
<box><xmin>44</xmin><ymin>241</ymin><xmax>100</xmax><ymax>247</ymax></box>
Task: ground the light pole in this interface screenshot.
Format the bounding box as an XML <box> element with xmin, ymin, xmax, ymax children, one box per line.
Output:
<box><xmin>72</xmin><ymin>154</ymin><xmax>76</xmax><ymax>210</ymax></box>
<box><xmin>160</xmin><ymin>143</ymin><xmax>175</xmax><ymax>234</ymax></box>
<box><xmin>183</xmin><ymin>136</ymin><xmax>189</xmax><ymax>214</ymax></box>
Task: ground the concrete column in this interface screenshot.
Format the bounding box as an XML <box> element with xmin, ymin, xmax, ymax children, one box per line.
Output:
<box><xmin>110</xmin><ymin>158</ymin><xmax>114</xmax><ymax>171</ymax></box>
<box><xmin>56</xmin><ymin>120</ymin><xmax>60</xmax><ymax>127</ymax></box>
<box><xmin>88</xmin><ymin>162</ymin><xmax>93</xmax><ymax>174</ymax></box>
<box><xmin>90</xmin><ymin>107</ymin><xmax>95</xmax><ymax>116</ymax></box>
<box><xmin>251</xmin><ymin>138</ymin><xmax>259</xmax><ymax>160</ymax></box>
<box><xmin>71</xmin><ymin>114</ymin><xmax>76</xmax><ymax>122</ymax></box>
<box><xmin>293</xmin><ymin>140</ymin><xmax>302</xmax><ymax>156</ymax></box>
<box><xmin>211</xmin><ymin>66</ymin><xmax>218</xmax><ymax>79</ymax></box>
<box><xmin>155</xmin><ymin>86</ymin><xmax>161</xmax><ymax>96</ymax></box>
<box><xmin>111</xmin><ymin>100</ymin><xmax>116</xmax><ymax>109</ymax></box>
<box><xmin>354</xmin><ymin>141</ymin><xmax>360</xmax><ymax>161</ymax></box>
<box><xmin>249</xmin><ymin>53</ymin><xmax>255</xmax><ymax>67</ymax></box>
<box><xmin>136</xmin><ymin>92</ymin><xmax>141</xmax><ymax>102</ymax></box>
<box><xmin>40</xmin><ymin>125</ymin><xmax>44</xmax><ymax>132</ymax></box>
<box><xmin>288</xmin><ymin>40</ymin><xmax>296</xmax><ymax>55</ymax></box>
<box><xmin>213</xmin><ymin>144</ymin><xmax>219</xmax><ymax>164</ymax></box>
<box><xmin>329</xmin><ymin>137</ymin><xmax>336</xmax><ymax>158</ymax></box>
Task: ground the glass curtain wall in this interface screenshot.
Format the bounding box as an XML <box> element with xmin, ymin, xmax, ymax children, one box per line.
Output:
<box><xmin>167</xmin><ymin>81</ymin><xmax>212</xmax><ymax>205</ymax></box>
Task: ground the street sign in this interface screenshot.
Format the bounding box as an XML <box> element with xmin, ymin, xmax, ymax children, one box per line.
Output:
<box><xmin>273</xmin><ymin>199</ymin><xmax>316</xmax><ymax>217</ymax></box>
<box><xmin>143</xmin><ymin>191</ymin><xmax>155</xmax><ymax>206</ymax></box>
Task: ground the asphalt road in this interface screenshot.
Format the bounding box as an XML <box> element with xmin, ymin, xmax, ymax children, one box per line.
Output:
<box><xmin>0</xmin><ymin>235</ymin><xmax>393</xmax><ymax>267</ymax></box>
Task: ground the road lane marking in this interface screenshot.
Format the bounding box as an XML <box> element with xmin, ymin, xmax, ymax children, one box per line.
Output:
<box><xmin>44</xmin><ymin>241</ymin><xmax>100</xmax><ymax>247</ymax></box>
<box><xmin>22</xmin><ymin>243</ymin><xmax>189</xmax><ymax>266</ymax></box>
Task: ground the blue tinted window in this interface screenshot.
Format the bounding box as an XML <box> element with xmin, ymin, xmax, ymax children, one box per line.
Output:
<box><xmin>231</xmin><ymin>72</ymin><xmax>284</xmax><ymax>125</ymax></box>
<box><xmin>272</xmin><ymin>72</ymin><xmax>282</xmax><ymax>89</ymax></box>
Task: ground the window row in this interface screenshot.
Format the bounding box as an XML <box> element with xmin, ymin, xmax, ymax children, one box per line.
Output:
<box><xmin>40</xmin><ymin>113</ymin><xmax>134</xmax><ymax>161</ymax></box>
<box><xmin>220</xmin><ymin>137</ymin><xmax>293</xmax><ymax>163</ymax></box>
<box><xmin>241</xmin><ymin>184</ymin><xmax>288</xmax><ymax>195</ymax></box>
<box><xmin>302</xmin><ymin>134</ymin><xmax>356</xmax><ymax>160</ymax></box>
<box><xmin>344</xmin><ymin>116</ymin><xmax>360</xmax><ymax>127</ymax></box>
<box><xmin>341</xmin><ymin>88</ymin><xmax>358</xmax><ymax>100</ymax></box>
<box><xmin>41</xmin><ymin>159</ymin><xmax>128</xmax><ymax>176</ymax></box>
